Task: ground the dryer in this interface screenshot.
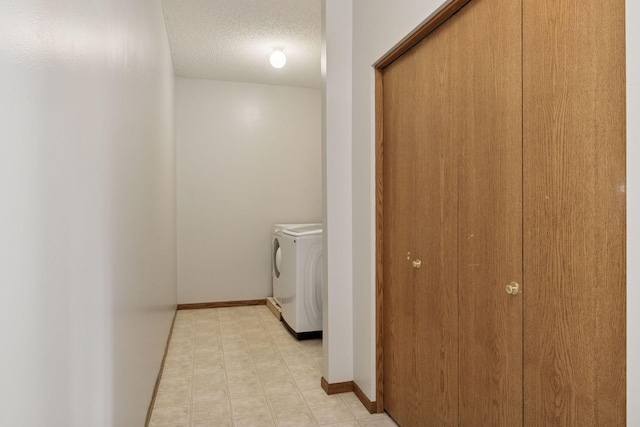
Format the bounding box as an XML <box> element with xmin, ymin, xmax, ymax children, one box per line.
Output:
<box><xmin>278</xmin><ymin>224</ymin><xmax>323</xmax><ymax>339</ymax></box>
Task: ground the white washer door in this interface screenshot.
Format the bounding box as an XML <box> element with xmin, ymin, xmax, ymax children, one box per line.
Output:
<box><xmin>273</xmin><ymin>242</ymin><xmax>282</xmax><ymax>278</ymax></box>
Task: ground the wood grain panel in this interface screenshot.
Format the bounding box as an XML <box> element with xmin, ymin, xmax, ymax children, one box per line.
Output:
<box><xmin>453</xmin><ymin>0</ymin><xmax>523</xmax><ymax>425</ymax></box>
<box><xmin>382</xmin><ymin>47</ymin><xmax>422</xmax><ymax>426</ymax></box>
<box><xmin>410</xmin><ymin>14</ymin><xmax>460</xmax><ymax>427</ymax></box>
<box><xmin>523</xmin><ymin>0</ymin><xmax>626</xmax><ymax>425</ymax></box>
<box><xmin>382</xmin><ymin>6</ymin><xmax>465</xmax><ymax>423</ymax></box>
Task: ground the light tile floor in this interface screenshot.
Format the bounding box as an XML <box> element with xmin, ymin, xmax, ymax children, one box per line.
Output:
<box><xmin>149</xmin><ymin>305</ymin><xmax>398</xmax><ymax>427</ymax></box>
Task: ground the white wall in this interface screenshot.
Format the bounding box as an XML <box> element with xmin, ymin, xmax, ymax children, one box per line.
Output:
<box><xmin>627</xmin><ymin>0</ymin><xmax>639</xmax><ymax>422</ymax></box>
<box><xmin>176</xmin><ymin>78</ymin><xmax>321</xmax><ymax>304</ymax></box>
<box><xmin>342</xmin><ymin>0</ymin><xmax>639</xmax><ymax>413</ymax></box>
<box><xmin>322</xmin><ymin>0</ymin><xmax>354</xmax><ymax>384</ymax></box>
<box><xmin>0</xmin><ymin>1</ymin><xmax>176</xmax><ymax>426</ymax></box>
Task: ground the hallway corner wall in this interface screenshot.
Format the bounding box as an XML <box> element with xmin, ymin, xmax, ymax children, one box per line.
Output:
<box><xmin>0</xmin><ymin>1</ymin><xmax>176</xmax><ymax>425</ymax></box>
<box><xmin>322</xmin><ymin>0</ymin><xmax>354</xmax><ymax>385</ymax></box>
<box><xmin>175</xmin><ymin>78</ymin><xmax>321</xmax><ymax>304</ymax></box>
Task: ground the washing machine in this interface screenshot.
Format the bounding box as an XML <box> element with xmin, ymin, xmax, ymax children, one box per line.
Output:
<box><xmin>278</xmin><ymin>224</ymin><xmax>323</xmax><ymax>339</ymax></box>
<box><xmin>272</xmin><ymin>224</ymin><xmax>319</xmax><ymax>307</ymax></box>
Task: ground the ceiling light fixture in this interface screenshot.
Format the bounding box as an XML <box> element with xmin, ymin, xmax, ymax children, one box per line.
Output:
<box><xmin>270</xmin><ymin>49</ymin><xmax>286</xmax><ymax>69</ymax></box>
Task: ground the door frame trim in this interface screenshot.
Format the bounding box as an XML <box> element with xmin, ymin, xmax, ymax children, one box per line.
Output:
<box><xmin>373</xmin><ymin>0</ymin><xmax>472</xmax><ymax>413</ymax></box>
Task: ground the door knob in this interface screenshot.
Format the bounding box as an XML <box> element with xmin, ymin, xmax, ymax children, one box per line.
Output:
<box><xmin>505</xmin><ymin>281</ymin><xmax>520</xmax><ymax>296</ymax></box>
<box><xmin>412</xmin><ymin>259</ymin><xmax>422</xmax><ymax>269</ymax></box>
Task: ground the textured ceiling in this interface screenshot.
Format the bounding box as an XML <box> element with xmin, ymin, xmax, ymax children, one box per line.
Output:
<box><xmin>160</xmin><ymin>0</ymin><xmax>322</xmax><ymax>89</ymax></box>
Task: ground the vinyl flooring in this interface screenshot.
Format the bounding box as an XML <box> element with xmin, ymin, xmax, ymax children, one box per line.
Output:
<box><xmin>148</xmin><ymin>305</ymin><xmax>398</xmax><ymax>427</ymax></box>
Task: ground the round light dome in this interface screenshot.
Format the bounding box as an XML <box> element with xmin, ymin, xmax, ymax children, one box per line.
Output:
<box><xmin>270</xmin><ymin>49</ymin><xmax>287</xmax><ymax>68</ymax></box>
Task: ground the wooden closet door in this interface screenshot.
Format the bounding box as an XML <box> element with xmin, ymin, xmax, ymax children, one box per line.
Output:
<box><xmin>453</xmin><ymin>0</ymin><xmax>523</xmax><ymax>424</ymax></box>
<box><xmin>382</xmin><ymin>0</ymin><xmax>522</xmax><ymax>425</ymax></box>
<box><xmin>523</xmin><ymin>0</ymin><xmax>626</xmax><ymax>424</ymax></box>
<box><xmin>383</xmin><ymin>41</ymin><xmax>459</xmax><ymax>425</ymax></box>
<box><xmin>382</xmin><ymin>49</ymin><xmax>422</xmax><ymax>425</ymax></box>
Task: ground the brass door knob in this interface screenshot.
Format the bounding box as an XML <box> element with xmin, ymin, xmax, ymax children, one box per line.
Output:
<box><xmin>412</xmin><ymin>259</ymin><xmax>422</xmax><ymax>269</ymax></box>
<box><xmin>505</xmin><ymin>281</ymin><xmax>520</xmax><ymax>296</ymax></box>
